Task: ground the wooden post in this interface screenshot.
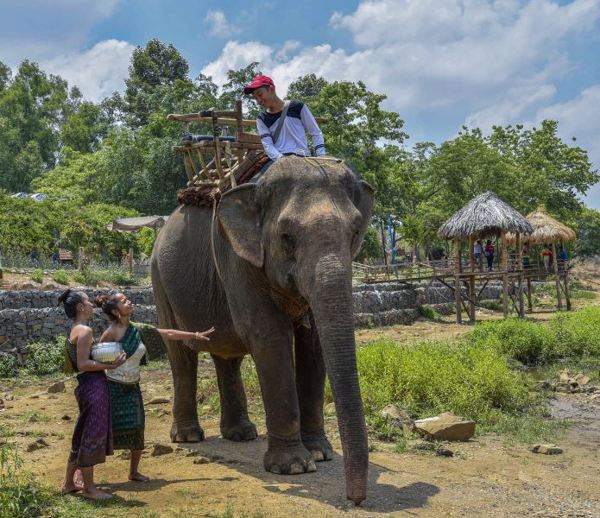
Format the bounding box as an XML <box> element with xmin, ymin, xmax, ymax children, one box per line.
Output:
<box><xmin>454</xmin><ymin>239</ymin><xmax>462</xmax><ymax>324</ymax></box>
<box><xmin>516</xmin><ymin>233</ymin><xmax>524</xmax><ymax>318</ymax></box>
<box><xmin>551</xmin><ymin>242</ymin><xmax>563</xmax><ymax>310</ymax></box>
<box><xmin>78</xmin><ymin>247</ymin><xmax>84</xmax><ymax>271</ymax></box>
<box><xmin>468</xmin><ymin>236</ymin><xmax>476</xmax><ymax>322</ymax></box>
<box><xmin>525</xmin><ymin>242</ymin><xmax>533</xmax><ymax>311</ymax></box>
<box><xmin>501</xmin><ymin>232</ymin><xmax>509</xmax><ymax>318</ymax></box>
<box><xmin>564</xmin><ymin>260</ymin><xmax>572</xmax><ymax>311</ymax></box>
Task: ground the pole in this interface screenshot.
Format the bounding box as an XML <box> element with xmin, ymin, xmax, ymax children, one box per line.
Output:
<box><xmin>468</xmin><ymin>236</ymin><xmax>475</xmax><ymax>322</ymax></box>
<box><xmin>516</xmin><ymin>233</ymin><xmax>524</xmax><ymax>318</ymax></box>
<box><xmin>454</xmin><ymin>239</ymin><xmax>462</xmax><ymax>324</ymax></box>
<box><xmin>501</xmin><ymin>232</ymin><xmax>509</xmax><ymax>318</ymax></box>
<box><xmin>128</xmin><ymin>247</ymin><xmax>134</xmax><ymax>277</ymax></box>
<box><xmin>551</xmin><ymin>242</ymin><xmax>563</xmax><ymax>310</ymax></box>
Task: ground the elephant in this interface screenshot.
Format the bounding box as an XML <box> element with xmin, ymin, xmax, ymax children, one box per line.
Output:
<box><xmin>151</xmin><ymin>156</ymin><xmax>373</xmax><ymax>504</ymax></box>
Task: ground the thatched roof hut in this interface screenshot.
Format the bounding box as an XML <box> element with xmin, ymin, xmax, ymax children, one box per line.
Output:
<box><xmin>505</xmin><ymin>208</ymin><xmax>576</xmax><ymax>245</ymax></box>
<box><xmin>438</xmin><ymin>191</ymin><xmax>533</xmax><ymax>240</ymax></box>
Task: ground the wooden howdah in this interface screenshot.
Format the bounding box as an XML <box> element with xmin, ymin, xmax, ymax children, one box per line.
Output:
<box><xmin>168</xmin><ymin>100</ymin><xmax>268</xmax><ymax>205</ymax></box>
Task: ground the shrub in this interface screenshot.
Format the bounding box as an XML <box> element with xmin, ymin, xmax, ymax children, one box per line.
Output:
<box><xmin>417</xmin><ymin>305</ymin><xmax>439</xmax><ymax>320</ymax></box>
<box><xmin>355</xmin><ymin>339</ymin><xmax>531</xmax><ymax>431</ymax></box>
<box><xmin>468</xmin><ymin>318</ymin><xmax>557</xmax><ymax>365</ymax></box>
<box><xmin>25</xmin><ymin>337</ymin><xmax>65</xmax><ymax>376</ymax></box>
<box><xmin>0</xmin><ymin>353</ymin><xmax>18</xmax><ymax>378</ymax></box>
<box><xmin>110</xmin><ymin>270</ymin><xmax>137</xmax><ymax>286</ymax></box>
<box><xmin>549</xmin><ymin>306</ymin><xmax>600</xmax><ymax>358</ymax></box>
<box><xmin>73</xmin><ymin>267</ymin><xmax>105</xmax><ymax>286</ymax></box>
<box><xmin>30</xmin><ymin>269</ymin><xmax>43</xmax><ymax>284</ymax></box>
<box><xmin>52</xmin><ymin>269</ymin><xmax>70</xmax><ymax>285</ymax></box>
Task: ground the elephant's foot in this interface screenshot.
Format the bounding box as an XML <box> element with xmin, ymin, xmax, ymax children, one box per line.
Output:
<box><xmin>170</xmin><ymin>421</ymin><xmax>205</xmax><ymax>443</ymax></box>
<box><xmin>221</xmin><ymin>418</ymin><xmax>258</xmax><ymax>442</ymax></box>
<box><xmin>264</xmin><ymin>438</ymin><xmax>317</xmax><ymax>475</ymax></box>
<box><xmin>302</xmin><ymin>432</ymin><xmax>333</xmax><ymax>462</ymax></box>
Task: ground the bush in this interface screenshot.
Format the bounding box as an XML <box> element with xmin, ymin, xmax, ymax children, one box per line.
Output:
<box><xmin>355</xmin><ymin>339</ymin><xmax>531</xmax><ymax>431</ymax></box>
<box><xmin>30</xmin><ymin>269</ymin><xmax>43</xmax><ymax>284</ymax></box>
<box><xmin>0</xmin><ymin>353</ymin><xmax>18</xmax><ymax>378</ymax></box>
<box><xmin>52</xmin><ymin>269</ymin><xmax>70</xmax><ymax>285</ymax></box>
<box><xmin>73</xmin><ymin>267</ymin><xmax>105</xmax><ymax>286</ymax></box>
<box><xmin>549</xmin><ymin>306</ymin><xmax>600</xmax><ymax>358</ymax></box>
<box><xmin>110</xmin><ymin>270</ymin><xmax>137</xmax><ymax>286</ymax></box>
<box><xmin>25</xmin><ymin>338</ymin><xmax>65</xmax><ymax>376</ymax></box>
<box><xmin>468</xmin><ymin>318</ymin><xmax>557</xmax><ymax>365</ymax></box>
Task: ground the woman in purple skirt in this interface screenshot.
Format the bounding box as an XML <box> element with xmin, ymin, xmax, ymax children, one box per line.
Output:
<box><xmin>59</xmin><ymin>289</ymin><xmax>126</xmax><ymax>500</ymax></box>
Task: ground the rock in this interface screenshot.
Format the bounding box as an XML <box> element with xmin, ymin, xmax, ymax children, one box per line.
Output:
<box><xmin>118</xmin><ymin>450</ymin><xmax>131</xmax><ymax>460</ymax></box>
<box><xmin>19</xmin><ymin>282</ymin><xmax>41</xmax><ymax>290</ymax></box>
<box><xmin>5</xmin><ymin>394</ymin><xmax>14</xmax><ymax>401</ymax></box>
<box><xmin>47</xmin><ymin>381</ymin><xmax>65</xmax><ymax>394</ymax></box>
<box><xmin>151</xmin><ymin>444</ymin><xmax>173</xmax><ymax>456</ymax></box>
<box><xmin>532</xmin><ymin>444</ymin><xmax>563</xmax><ymax>455</ymax></box>
<box><xmin>41</xmin><ymin>282</ymin><xmax>62</xmax><ymax>290</ymax></box>
<box><xmin>26</xmin><ymin>438</ymin><xmax>49</xmax><ymax>452</ymax></box>
<box><xmin>324</xmin><ymin>402</ymin><xmax>336</xmax><ymax>415</ymax></box>
<box><xmin>554</xmin><ymin>382</ymin><xmax>572</xmax><ymax>393</ymax></box>
<box><xmin>380</xmin><ymin>404</ymin><xmax>415</xmax><ymax>434</ymax></box>
<box><xmin>193</xmin><ymin>456</ymin><xmax>211</xmax><ymax>464</ymax></box>
<box><xmin>574</xmin><ymin>373</ymin><xmax>591</xmax><ymax>386</ymax></box>
<box><xmin>436</xmin><ymin>447</ymin><xmax>454</xmax><ymax>457</ymax></box>
<box><xmin>414</xmin><ymin>413</ymin><xmax>475</xmax><ymax>441</ymax></box>
<box><xmin>147</xmin><ymin>396</ymin><xmax>170</xmax><ymax>405</ymax></box>
<box><xmin>155</xmin><ymin>409</ymin><xmax>170</xmax><ymax>418</ymax></box>
<box><xmin>201</xmin><ymin>405</ymin><xmax>212</xmax><ymax>413</ymax></box>
<box><xmin>558</xmin><ymin>370</ymin><xmax>570</xmax><ymax>383</ymax></box>
<box><xmin>61</xmin><ymin>414</ymin><xmax>71</xmax><ymax>421</ymax></box>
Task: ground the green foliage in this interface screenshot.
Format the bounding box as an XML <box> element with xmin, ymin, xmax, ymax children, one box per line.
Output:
<box><xmin>356</xmin><ymin>226</ymin><xmax>380</xmax><ymax>262</ymax></box>
<box><xmin>469</xmin><ymin>318</ymin><xmax>557</xmax><ymax>365</ymax></box>
<box><xmin>30</xmin><ymin>269</ymin><xmax>43</xmax><ymax>284</ymax></box>
<box><xmin>110</xmin><ymin>270</ymin><xmax>137</xmax><ymax>286</ymax></box>
<box><xmin>52</xmin><ymin>270</ymin><xmax>70</xmax><ymax>285</ymax></box>
<box><xmin>72</xmin><ymin>268</ymin><xmax>104</xmax><ymax>287</ymax></box>
<box><xmin>576</xmin><ymin>207</ymin><xmax>600</xmax><ymax>257</ymax></box>
<box><xmin>138</xmin><ymin>227</ymin><xmax>157</xmax><ymax>257</ymax></box>
<box><xmin>549</xmin><ymin>306</ymin><xmax>600</xmax><ymax>358</ymax></box>
<box><xmin>0</xmin><ymin>354</ymin><xmax>18</xmax><ymax>378</ymax></box>
<box><xmin>417</xmin><ymin>305</ymin><xmax>440</xmax><ymax>320</ymax></box>
<box><xmin>25</xmin><ymin>337</ymin><xmax>65</xmax><ymax>375</ymax></box>
<box><xmin>356</xmin><ymin>339</ymin><xmax>531</xmax><ymax>430</ymax></box>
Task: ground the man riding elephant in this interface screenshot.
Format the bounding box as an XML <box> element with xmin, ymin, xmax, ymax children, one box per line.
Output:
<box><xmin>152</xmin><ymin>150</ymin><xmax>372</xmax><ymax>503</ymax></box>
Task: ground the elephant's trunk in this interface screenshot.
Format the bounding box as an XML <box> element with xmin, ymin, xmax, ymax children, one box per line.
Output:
<box><xmin>302</xmin><ymin>251</ymin><xmax>368</xmax><ymax>504</ymax></box>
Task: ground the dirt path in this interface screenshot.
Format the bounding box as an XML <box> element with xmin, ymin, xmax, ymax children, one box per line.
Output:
<box><xmin>3</xmin><ymin>359</ymin><xmax>599</xmax><ymax>518</ymax></box>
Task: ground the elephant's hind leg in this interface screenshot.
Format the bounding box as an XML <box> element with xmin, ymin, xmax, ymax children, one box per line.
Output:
<box><xmin>295</xmin><ymin>320</ymin><xmax>333</xmax><ymax>462</ymax></box>
<box><xmin>212</xmin><ymin>355</ymin><xmax>258</xmax><ymax>441</ymax></box>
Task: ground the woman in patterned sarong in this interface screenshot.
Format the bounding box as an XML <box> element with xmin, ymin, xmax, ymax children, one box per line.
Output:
<box><xmin>59</xmin><ymin>289</ymin><xmax>126</xmax><ymax>500</ymax></box>
<box><xmin>95</xmin><ymin>293</ymin><xmax>214</xmax><ymax>482</ymax></box>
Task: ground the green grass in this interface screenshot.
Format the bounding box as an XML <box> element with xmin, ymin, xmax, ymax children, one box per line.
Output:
<box><xmin>25</xmin><ymin>337</ymin><xmax>65</xmax><ymax>376</ymax></box>
<box><xmin>30</xmin><ymin>269</ymin><xmax>44</xmax><ymax>284</ymax></box>
<box><xmin>570</xmin><ymin>289</ymin><xmax>597</xmax><ymax>300</ymax></box>
<box><xmin>417</xmin><ymin>305</ymin><xmax>441</xmax><ymax>320</ymax></box>
<box><xmin>52</xmin><ymin>269</ymin><xmax>70</xmax><ymax>285</ymax></box>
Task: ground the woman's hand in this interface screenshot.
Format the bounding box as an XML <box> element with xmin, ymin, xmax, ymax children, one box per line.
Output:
<box><xmin>195</xmin><ymin>327</ymin><xmax>215</xmax><ymax>341</ymax></box>
<box><xmin>105</xmin><ymin>352</ymin><xmax>127</xmax><ymax>369</ymax></box>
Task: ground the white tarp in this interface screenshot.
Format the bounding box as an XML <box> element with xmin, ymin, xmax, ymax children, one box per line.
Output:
<box><xmin>107</xmin><ymin>215</ymin><xmax>168</xmax><ymax>232</ymax></box>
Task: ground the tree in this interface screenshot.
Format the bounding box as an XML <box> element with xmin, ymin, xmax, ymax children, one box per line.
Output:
<box><xmin>576</xmin><ymin>208</ymin><xmax>600</xmax><ymax>257</ymax></box>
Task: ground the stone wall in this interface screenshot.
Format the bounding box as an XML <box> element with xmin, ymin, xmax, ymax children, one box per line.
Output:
<box><xmin>0</xmin><ymin>282</ymin><xmax>504</xmax><ymax>349</ymax></box>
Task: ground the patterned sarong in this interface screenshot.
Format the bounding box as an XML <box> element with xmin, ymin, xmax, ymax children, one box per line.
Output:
<box><xmin>108</xmin><ymin>325</ymin><xmax>146</xmax><ymax>450</ymax></box>
<box><xmin>70</xmin><ymin>371</ymin><xmax>113</xmax><ymax>467</ymax></box>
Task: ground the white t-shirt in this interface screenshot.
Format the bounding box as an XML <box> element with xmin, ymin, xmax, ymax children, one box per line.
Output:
<box><xmin>256</xmin><ymin>100</ymin><xmax>326</xmax><ymax>160</ymax></box>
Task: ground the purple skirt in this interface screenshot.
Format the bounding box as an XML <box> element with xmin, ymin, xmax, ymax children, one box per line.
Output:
<box><xmin>69</xmin><ymin>371</ymin><xmax>114</xmax><ymax>467</ymax></box>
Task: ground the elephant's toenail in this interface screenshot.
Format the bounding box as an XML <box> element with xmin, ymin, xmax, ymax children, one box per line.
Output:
<box><xmin>289</xmin><ymin>463</ymin><xmax>304</xmax><ymax>475</ymax></box>
<box><xmin>311</xmin><ymin>450</ymin><xmax>325</xmax><ymax>462</ymax></box>
<box><xmin>271</xmin><ymin>465</ymin><xmax>281</xmax><ymax>474</ymax></box>
<box><xmin>306</xmin><ymin>460</ymin><xmax>317</xmax><ymax>472</ymax></box>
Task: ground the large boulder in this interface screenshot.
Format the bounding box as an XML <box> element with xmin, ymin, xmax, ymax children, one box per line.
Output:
<box><xmin>380</xmin><ymin>404</ymin><xmax>416</xmax><ymax>434</ymax></box>
<box><xmin>414</xmin><ymin>412</ymin><xmax>475</xmax><ymax>441</ymax></box>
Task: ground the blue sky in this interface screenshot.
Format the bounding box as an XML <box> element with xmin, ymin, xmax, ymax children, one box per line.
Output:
<box><xmin>1</xmin><ymin>0</ymin><xmax>599</xmax><ymax>207</ymax></box>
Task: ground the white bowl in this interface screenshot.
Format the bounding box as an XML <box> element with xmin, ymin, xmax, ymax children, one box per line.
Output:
<box><xmin>91</xmin><ymin>342</ymin><xmax>124</xmax><ymax>363</ymax></box>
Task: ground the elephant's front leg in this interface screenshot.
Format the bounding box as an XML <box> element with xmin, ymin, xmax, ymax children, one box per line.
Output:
<box><xmin>294</xmin><ymin>318</ymin><xmax>333</xmax><ymax>462</ymax></box>
<box><xmin>248</xmin><ymin>323</ymin><xmax>316</xmax><ymax>475</ymax></box>
<box><xmin>167</xmin><ymin>341</ymin><xmax>204</xmax><ymax>442</ymax></box>
<box><xmin>212</xmin><ymin>355</ymin><xmax>258</xmax><ymax>441</ymax></box>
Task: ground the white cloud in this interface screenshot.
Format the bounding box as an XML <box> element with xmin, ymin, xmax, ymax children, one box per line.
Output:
<box><xmin>204</xmin><ymin>10</ymin><xmax>241</xmax><ymax>38</ymax></box>
<box><xmin>41</xmin><ymin>40</ymin><xmax>134</xmax><ymax>101</ymax></box>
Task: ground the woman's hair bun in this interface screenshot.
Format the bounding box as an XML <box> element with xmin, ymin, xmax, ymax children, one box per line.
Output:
<box><xmin>57</xmin><ymin>288</ymin><xmax>72</xmax><ymax>306</ymax></box>
<box><xmin>94</xmin><ymin>294</ymin><xmax>109</xmax><ymax>308</ymax></box>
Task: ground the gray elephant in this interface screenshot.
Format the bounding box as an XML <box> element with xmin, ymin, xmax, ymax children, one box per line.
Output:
<box><xmin>151</xmin><ymin>156</ymin><xmax>373</xmax><ymax>503</ymax></box>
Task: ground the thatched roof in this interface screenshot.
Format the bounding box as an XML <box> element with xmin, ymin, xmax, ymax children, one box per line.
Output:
<box><xmin>438</xmin><ymin>191</ymin><xmax>533</xmax><ymax>240</ymax></box>
<box><xmin>505</xmin><ymin>208</ymin><xmax>576</xmax><ymax>245</ymax></box>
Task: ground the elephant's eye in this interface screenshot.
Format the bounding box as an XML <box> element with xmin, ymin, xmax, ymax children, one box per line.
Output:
<box><xmin>281</xmin><ymin>233</ymin><xmax>296</xmax><ymax>255</ymax></box>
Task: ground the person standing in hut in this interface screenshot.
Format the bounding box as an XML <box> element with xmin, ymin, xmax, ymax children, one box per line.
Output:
<box><xmin>541</xmin><ymin>245</ymin><xmax>552</xmax><ymax>273</ymax></box>
<box><xmin>484</xmin><ymin>240</ymin><xmax>495</xmax><ymax>272</ymax></box>
<box><xmin>95</xmin><ymin>293</ymin><xmax>214</xmax><ymax>482</ymax></box>
<box><xmin>59</xmin><ymin>289</ymin><xmax>126</xmax><ymax>500</ymax></box>
<box><xmin>473</xmin><ymin>240</ymin><xmax>483</xmax><ymax>270</ymax></box>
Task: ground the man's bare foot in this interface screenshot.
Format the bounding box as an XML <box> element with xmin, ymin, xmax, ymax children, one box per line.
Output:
<box><xmin>81</xmin><ymin>487</ymin><xmax>113</xmax><ymax>500</ymax></box>
<box><xmin>60</xmin><ymin>483</ymin><xmax>83</xmax><ymax>495</ymax></box>
<box><xmin>129</xmin><ymin>471</ymin><xmax>150</xmax><ymax>482</ymax></box>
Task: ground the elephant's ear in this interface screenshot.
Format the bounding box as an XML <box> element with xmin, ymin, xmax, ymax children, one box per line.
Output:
<box><xmin>217</xmin><ymin>184</ymin><xmax>264</xmax><ymax>268</ymax></box>
<box><xmin>356</xmin><ymin>180</ymin><xmax>374</xmax><ymax>229</ymax></box>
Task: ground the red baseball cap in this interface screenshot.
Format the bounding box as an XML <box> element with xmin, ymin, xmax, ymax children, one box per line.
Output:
<box><xmin>243</xmin><ymin>75</ymin><xmax>275</xmax><ymax>94</ymax></box>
